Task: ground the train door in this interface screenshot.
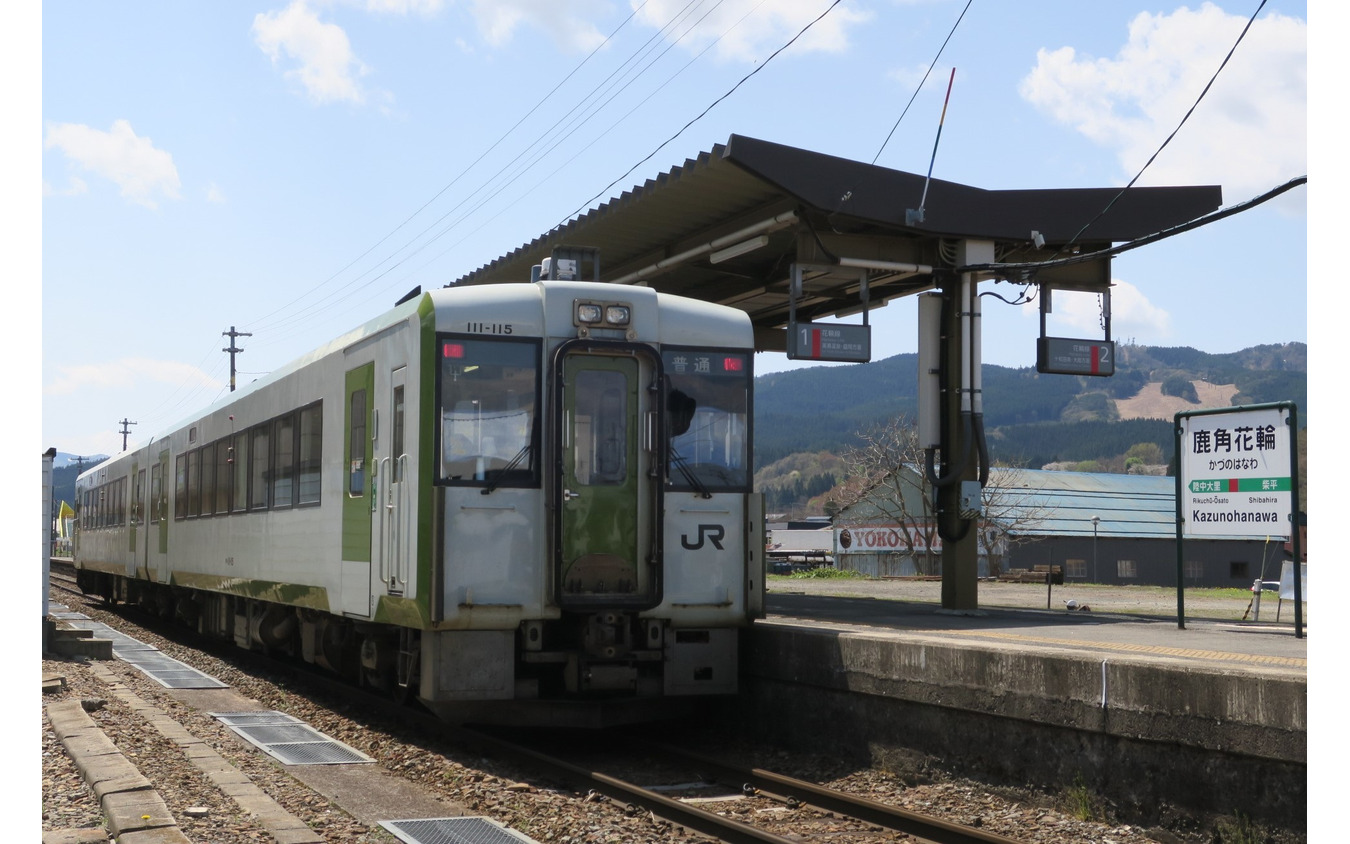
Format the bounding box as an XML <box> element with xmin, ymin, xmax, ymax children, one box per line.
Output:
<box><xmin>149</xmin><ymin>450</ymin><xmax>169</xmax><ymax>582</ymax></box>
<box><xmin>127</xmin><ymin>465</ymin><xmax>143</xmax><ymax>578</ymax></box>
<box><xmin>555</xmin><ymin>347</ymin><xmax>659</xmax><ymax>608</ymax></box>
<box><xmin>376</xmin><ymin>365</ymin><xmax>410</xmax><ymax>595</ymax></box>
<box><xmin>340</xmin><ymin>363</ymin><xmax>375</xmax><ymax>617</ymax></box>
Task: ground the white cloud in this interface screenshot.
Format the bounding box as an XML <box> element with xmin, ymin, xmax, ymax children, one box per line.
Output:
<box><xmin>43</xmin><ymin>120</ymin><xmax>180</xmax><ymax>208</ymax></box>
<box><xmin>205</xmin><ymin>183</ymin><xmax>226</xmax><ymax>203</ymax></box>
<box><xmin>44</xmin><ymin>358</ymin><xmax>222</xmax><ymax>397</ymax></box>
<box><xmin>1025</xmin><ymin>279</ymin><xmax>1172</xmax><ymax>344</ymax></box>
<box><xmin>457</xmin><ymin>0</ymin><xmax>869</xmax><ymax>58</ymax></box>
<box><xmin>464</xmin><ymin>0</ymin><xmax>611</xmax><ymax>52</ymax></box>
<box><xmin>360</xmin><ymin>0</ymin><xmax>444</xmax><ymax>14</ymax></box>
<box><xmin>43</xmin><ymin>175</ymin><xmax>88</xmax><ymax>198</ymax></box>
<box><xmin>1019</xmin><ymin>3</ymin><xmax>1306</xmax><ymax>202</ymax></box>
<box><xmin>253</xmin><ymin>1</ymin><xmax>370</xmax><ymax>104</ymax></box>
<box><xmin>633</xmin><ymin>0</ymin><xmax>870</xmax><ymax>62</ymax></box>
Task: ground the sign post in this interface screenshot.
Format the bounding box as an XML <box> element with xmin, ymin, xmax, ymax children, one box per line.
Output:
<box><xmin>1175</xmin><ymin>402</ymin><xmax>1301</xmax><ymax>636</ymax></box>
<box><xmin>786</xmin><ymin>264</ymin><xmax>873</xmax><ymax>363</ymax></box>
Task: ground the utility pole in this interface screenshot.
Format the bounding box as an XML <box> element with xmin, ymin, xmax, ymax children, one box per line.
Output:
<box><xmin>118</xmin><ymin>419</ymin><xmax>138</xmax><ymax>452</ymax></box>
<box><xmin>223</xmin><ymin>326</ymin><xmax>252</xmax><ymax>392</ymax></box>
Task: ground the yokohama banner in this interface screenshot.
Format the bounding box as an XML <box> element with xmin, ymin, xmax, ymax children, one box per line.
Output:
<box><xmin>836</xmin><ymin>525</ymin><xmax>940</xmax><ymax>552</ymax></box>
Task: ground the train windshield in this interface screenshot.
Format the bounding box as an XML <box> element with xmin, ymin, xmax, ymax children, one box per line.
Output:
<box><xmin>663</xmin><ymin>348</ymin><xmax>750</xmax><ymax>491</ymax></box>
<box><xmin>438</xmin><ymin>336</ymin><xmax>540</xmax><ymax>487</ymax></box>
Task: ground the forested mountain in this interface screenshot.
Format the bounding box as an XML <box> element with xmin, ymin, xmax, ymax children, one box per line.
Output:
<box><xmin>753</xmin><ymin>342</ymin><xmax>1306</xmax><ymax>513</ymax></box>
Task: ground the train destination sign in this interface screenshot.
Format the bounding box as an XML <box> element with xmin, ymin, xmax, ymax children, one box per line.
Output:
<box><xmin>787</xmin><ymin>321</ymin><xmax>871</xmax><ymax>363</ymax></box>
<box><xmin>1036</xmin><ymin>337</ymin><xmax>1115</xmax><ymax>376</ymax></box>
<box><xmin>1178</xmin><ymin>405</ymin><xmax>1292</xmax><ymax>538</ymax></box>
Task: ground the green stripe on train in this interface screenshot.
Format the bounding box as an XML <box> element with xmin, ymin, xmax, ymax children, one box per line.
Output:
<box><xmin>170</xmin><ymin>571</ymin><xmax>331</xmax><ymax>611</ymax></box>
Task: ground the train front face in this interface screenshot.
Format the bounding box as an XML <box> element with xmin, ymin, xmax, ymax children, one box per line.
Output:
<box><xmin>419</xmin><ymin>281</ymin><xmax>762</xmax><ymax>724</ymax></box>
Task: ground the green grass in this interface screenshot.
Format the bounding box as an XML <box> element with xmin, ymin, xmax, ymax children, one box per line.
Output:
<box><xmin>1063</xmin><ymin>773</ymin><xmax>1104</xmax><ymax>822</ymax></box>
<box><xmin>1216</xmin><ymin>811</ymin><xmax>1265</xmax><ymax>844</ymax></box>
<box><xmin>773</xmin><ymin>567</ymin><xmax>868</xmax><ymax>580</ymax></box>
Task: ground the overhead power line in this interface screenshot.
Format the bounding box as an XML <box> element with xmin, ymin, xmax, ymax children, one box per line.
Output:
<box><xmin>559</xmin><ymin>0</ymin><xmax>848</xmax><ymax>227</ymax></box>
<box><xmin>872</xmin><ymin>0</ymin><xmax>973</xmax><ymax>165</ymax></box>
<box><xmin>1059</xmin><ymin>0</ymin><xmax>1270</xmax><ymax>253</ymax></box>
<box><xmin>956</xmin><ymin>175</ymin><xmax>1306</xmax><ymax>276</ymax></box>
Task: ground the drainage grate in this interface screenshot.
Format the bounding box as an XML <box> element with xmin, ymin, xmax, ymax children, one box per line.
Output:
<box><xmin>64</xmin><ymin>621</ymin><xmax>228</xmax><ymax>689</ymax></box>
<box><xmin>211</xmin><ymin>711</ymin><xmax>374</xmax><ymax>765</ymax></box>
<box><xmin>380</xmin><ymin>817</ymin><xmax>541</xmax><ymax>844</ymax></box>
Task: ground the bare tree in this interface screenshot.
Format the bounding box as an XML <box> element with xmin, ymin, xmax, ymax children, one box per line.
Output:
<box><xmin>832</xmin><ymin>417</ymin><xmax>940</xmax><ymax>573</ymax></box>
<box><xmin>832</xmin><ymin>416</ymin><xmax>1056</xmax><ymax>576</ymax></box>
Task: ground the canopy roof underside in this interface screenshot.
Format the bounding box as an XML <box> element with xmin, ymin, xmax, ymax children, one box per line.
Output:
<box><xmin>451</xmin><ymin>135</ymin><xmax>1222</xmax><ymax>351</ymax></box>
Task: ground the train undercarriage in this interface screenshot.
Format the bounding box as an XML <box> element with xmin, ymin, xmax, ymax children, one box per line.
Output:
<box><xmin>73</xmin><ymin>569</ymin><xmax>737</xmax><ymax>725</ymax></box>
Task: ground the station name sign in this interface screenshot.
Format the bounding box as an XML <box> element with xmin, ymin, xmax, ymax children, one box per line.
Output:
<box><xmin>1037</xmin><ymin>337</ymin><xmax>1115</xmax><ymax>376</ymax></box>
<box><xmin>1178</xmin><ymin>406</ymin><xmax>1292</xmax><ymax>538</ymax></box>
<box><xmin>787</xmin><ymin>321</ymin><xmax>871</xmax><ymax>363</ymax></box>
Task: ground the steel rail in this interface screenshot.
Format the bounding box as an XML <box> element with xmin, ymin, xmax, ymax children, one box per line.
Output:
<box><xmin>637</xmin><ymin>738</ymin><xmax>1028</xmax><ymax>844</ymax></box>
<box><xmin>460</xmin><ymin>728</ymin><xmax>809</xmax><ymax>844</ymax></box>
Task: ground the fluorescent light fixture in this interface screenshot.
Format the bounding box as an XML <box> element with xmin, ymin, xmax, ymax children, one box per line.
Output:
<box><xmin>709</xmin><ymin>235</ymin><xmax>769</xmax><ymax>264</ymax></box>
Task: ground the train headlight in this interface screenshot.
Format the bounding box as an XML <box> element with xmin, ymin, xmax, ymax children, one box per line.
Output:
<box><xmin>576</xmin><ymin>303</ymin><xmax>603</xmax><ymax>324</ymax></box>
<box><xmin>604</xmin><ymin>305</ymin><xmax>630</xmax><ymax>326</ymax></box>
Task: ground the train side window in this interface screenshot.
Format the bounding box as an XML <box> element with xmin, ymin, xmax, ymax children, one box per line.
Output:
<box><xmin>349</xmin><ymin>389</ymin><xmax>367</xmax><ymax>496</ymax></box>
<box><xmin>175</xmin><ymin>454</ymin><xmax>187</xmax><ymax>520</ymax></box>
<box><xmin>272</xmin><ymin>412</ymin><xmax>296</xmax><ymax>509</ymax></box>
<box><xmin>133</xmin><ymin>469</ymin><xmax>145</xmax><ymax>525</ymax></box>
<box><xmin>250</xmin><ymin>426</ymin><xmax>270</xmax><ymax>510</ymax></box>
<box><xmin>392</xmin><ymin>386</ymin><xmax>406</xmax><ymax>483</ymax></box>
<box><xmin>232</xmin><ymin>432</ymin><xmax>250</xmax><ymax>513</ymax></box>
<box><xmin>150</xmin><ymin>462</ymin><xmax>163</xmax><ymax>524</ymax></box>
<box><xmin>199</xmin><ymin>443</ymin><xmax>216</xmax><ymax>516</ymax></box>
<box><xmin>187</xmin><ymin>449</ymin><xmax>203</xmax><ymax>517</ymax></box>
<box><xmin>214</xmin><ymin>438</ymin><xmax>233</xmax><ymax>514</ymax></box>
<box><xmin>438</xmin><ymin>337</ymin><xmax>539</xmax><ymax>487</ymax></box>
<box><xmin>298</xmin><ymin>402</ymin><xmax>322</xmax><ymax>505</ymax></box>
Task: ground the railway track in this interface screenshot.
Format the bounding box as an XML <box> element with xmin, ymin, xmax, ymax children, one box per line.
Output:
<box><xmin>466</xmin><ymin>727</ymin><xmax>1028</xmax><ymax>844</ymax></box>
<box><xmin>48</xmin><ymin>563</ymin><xmax>1027</xmax><ymax>843</ymax></box>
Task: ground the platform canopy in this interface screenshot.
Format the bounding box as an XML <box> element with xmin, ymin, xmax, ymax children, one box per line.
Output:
<box><xmin>450</xmin><ymin>134</ymin><xmax>1222</xmax><ymax>352</ymax></box>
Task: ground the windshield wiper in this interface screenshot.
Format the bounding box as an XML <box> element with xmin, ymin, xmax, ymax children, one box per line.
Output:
<box><xmin>669</xmin><ymin>446</ymin><xmax>712</xmax><ymax>499</ymax></box>
<box><xmin>481</xmin><ymin>444</ymin><xmax>532</xmax><ymax>495</ymax></box>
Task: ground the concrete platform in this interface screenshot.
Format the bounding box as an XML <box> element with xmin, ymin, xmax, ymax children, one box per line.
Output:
<box><xmin>44</xmin><ymin>662</ymin><xmax>325</xmax><ymax>844</ymax></box>
<box><xmin>739</xmin><ymin>594</ymin><xmax>1306</xmax><ymax>833</ymax></box>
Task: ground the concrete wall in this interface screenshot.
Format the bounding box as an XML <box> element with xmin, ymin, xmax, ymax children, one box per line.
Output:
<box><xmin>737</xmin><ymin>624</ymin><xmax>1306</xmax><ymax>832</ymax></box>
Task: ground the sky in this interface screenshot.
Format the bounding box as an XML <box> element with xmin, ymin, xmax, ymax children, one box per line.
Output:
<box><xmin>30</xmin><ymin>0</ymin><xmax>1311</xmax><ymax>463</ymax></box>
<box><xmin>14</xmin><ymin>0</ymin><xmax>1328</xmax><ymax>830</ymax></box>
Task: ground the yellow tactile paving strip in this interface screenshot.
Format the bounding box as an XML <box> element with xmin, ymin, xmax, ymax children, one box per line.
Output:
<box><xmin>931</xmin><ymin>628</ymin><xmax>1307</xmax><ymax>669</ymax></box>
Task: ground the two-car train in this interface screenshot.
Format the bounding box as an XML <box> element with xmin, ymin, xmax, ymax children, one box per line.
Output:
<box><xmin>74</xmin><ymin>259</ymin><xmax>764</xmax><ymax>725</ymax></box>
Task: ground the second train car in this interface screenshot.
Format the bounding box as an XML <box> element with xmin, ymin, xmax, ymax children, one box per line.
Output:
<box><xmin>75</xmin><ymin>261</ymin><xmax>764</xmax><ymax>725</ymax></box>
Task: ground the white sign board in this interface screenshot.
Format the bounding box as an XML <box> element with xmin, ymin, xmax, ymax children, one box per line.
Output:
<box><xmin>1279</xmin><ymin>561</ymin><xmax>1307</xmax><ymax>602</ymax></box>
<box><xmin>1179</xmin><ymin>406</ymin><xmax>1292</xmax><ymax>537</ymax></box>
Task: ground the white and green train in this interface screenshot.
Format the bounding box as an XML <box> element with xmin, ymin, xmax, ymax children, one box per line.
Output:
<box><xmin>75</xmin><ymin>271</ymin><xmax>764</xmax><ymax>725</ymax></box>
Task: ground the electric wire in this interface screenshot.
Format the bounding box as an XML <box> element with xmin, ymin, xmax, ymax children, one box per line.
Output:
<box><xmin>294</xmin><ymin>0</ymin><xmax>739</xmax><ymax>309</ymax></box>
<box><xmin>243</xmin><ymin>0</ymin><xmax>802</xmax><ymax>341</ymax></box>
<box><xmin>871</xmin><ymin>0</ymin><xmax>973</xmax><ymax>165</ymax></box>
<box><xmin>1055</xmin><ymin>0</ymin><xmax>1270</xmax><ymax>254</ymax></box>
<box><xmin>397</xmin><ymin>0</ymin><xmax>774</xmax><ymax>279</ymax></box>
<box><xmin>244</xmin><ymin>0</ymin><xmax>728</xmax><ymax>346</ymax></box>
<box><xmin>125</xmin><ymin>3</ymin><xmax>751</xmax><ymax>426</ymax></box>
<box><xmin>243</xmin><ymin>3</ymin><xmax>652</xmax><ymax>337</ymax></box>
<box><xmin>559</xmin><ymin>0</ymin><xmax>848</xmax><ymax>227</ymax></box>
<box><xmin>956</xmin><ymin>175</ymin><xmax>1306</xmax><ymax>275</ymax></box>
